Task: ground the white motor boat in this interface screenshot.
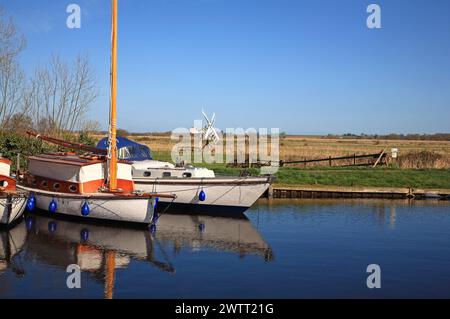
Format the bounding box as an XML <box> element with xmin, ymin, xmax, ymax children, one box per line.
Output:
<box><xmin>96</xmin><ymin>137</ymin><xmax>273</xmax><ymax>215</ymax></box>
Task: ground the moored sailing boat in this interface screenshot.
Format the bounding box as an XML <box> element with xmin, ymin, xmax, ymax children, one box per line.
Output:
<box><xmin>0</xmin><ymin>157</ymin><xmax>27</xmax><ymax>226</ymax></box>
<box><xmin>17</xmin><ymin>152</ymin><xmax>173</xmax><ymax>224</ymax></box>
<box><xmin>17</xmin><ymin>0</ymin><xmax>173</xmax><ymax>225</ymax></box>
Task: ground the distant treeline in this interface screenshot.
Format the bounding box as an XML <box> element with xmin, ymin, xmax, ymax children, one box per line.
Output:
<box><xmin>94</xmin><ymin>131</ymin><xmax>450</xmax><ymax>142</ymax></box>
<box><xmin>326</xmin><ymin>133</ymin><xmax>450</xmax><ymax>141</ymax></box>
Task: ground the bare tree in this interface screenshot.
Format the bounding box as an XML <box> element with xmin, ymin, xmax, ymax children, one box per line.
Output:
<box><xmin>0</xmin><ymin>7</ymin><xmax>97</xmax><ymax>136</ymax></box>
<box><xmin>28</xmin><ymin>54</ymin><xmax>98</xmax><ymax>137</ymax></box>
<box><xmin>0</xmin><ymin>8</ymin><xmax>25</xmax><ymax>64</ymax></box>
<box><xmin>80</xmin><ymin>119</ymin><xmax>102</xmax><ymax>134</ymax></box>
<box><xmin>0</xmin><ymin>7</ymin><xmax>27</xmax><ymax>131</ymax></box>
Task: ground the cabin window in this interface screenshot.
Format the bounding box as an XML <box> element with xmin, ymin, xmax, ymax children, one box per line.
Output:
<box><xmin>118</xmin><ymin>145</ymin><xmax>152</xmax><ymax>161</ymax></box>
<box><xmin>144</xmin><ymin>171</ymin><xmax>151</xmax><ymax>177</ymax></box>
<box><xmin>41</xmin><ymin>180</ymin><xmax>48</xmax><ymax>188</ymax></box>
<box><xmin>69</xmin><ymin>185</ymin><xmax>78</xmax><ymax>193</ymax></box>
<box><xmin>162</xmin><ymin>172</ymin><xmax>171</xmax><ymax>178</ymax></box>
<box><xmin>182</xmin><ymin>173</ymin><xmax>192</xmax><ymax>178</ymax></box>
<box><xmin>118</xmin><ymin>147</ymin><xmax>131</xmax><ymax>160</ymax></box>
<box><xmin>53</xmin><ymin>183</ymin><xmax>61</xmax><ymax>190</ymax></box>
<box><xmin>31</xmin><ymin>179</ymin><xmax>37</xmax><ymax>186</ymax></box>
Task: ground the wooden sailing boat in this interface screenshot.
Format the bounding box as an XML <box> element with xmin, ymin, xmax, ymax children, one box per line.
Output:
<box><xmin>18</xmin><ymin>0</ymin><xmax>174</xmax><ymax>225</ymax></box>
<box><xmin>0</xmin><ymin>158</ymin><xmax>27</xmax><ymax>226</ymax></box>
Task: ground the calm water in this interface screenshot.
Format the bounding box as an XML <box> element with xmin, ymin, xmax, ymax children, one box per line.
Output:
<box><xmin>1</xmin><ymin>199</ymin><xmax>450</xmax><ymax>299</ymax></box>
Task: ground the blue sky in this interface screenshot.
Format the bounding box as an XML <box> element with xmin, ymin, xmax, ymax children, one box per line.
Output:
<box><xmin>1</xmin><ymin>0</ymin><xmax>449</xmax><ymax>134</ymax></box>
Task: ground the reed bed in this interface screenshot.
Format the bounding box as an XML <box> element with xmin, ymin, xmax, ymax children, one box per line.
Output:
<box><xmin>397</xmin><ymin>151</ymin><xmax>450</xmax><ymax>169</ymax></box>
<box><xmin>92</xmin><ymin>134</ymin><xmax>450</xmax><ymax>169</ymax></box>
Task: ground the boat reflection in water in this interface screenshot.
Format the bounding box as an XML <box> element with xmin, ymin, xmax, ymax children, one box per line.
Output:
<box><xmin>0</xmin><ymin>222</ymin><xmax>27</xmax><ymax>277</ymax></box>
<box><xmin>2</xmin><ymin>211</ymin><xmax>272</xmax><ymax>298</ymax></box>
<box><xmin>153</xmin><ymin>214</ymin><xmax>273</xmax><ymax>261</ymax></box>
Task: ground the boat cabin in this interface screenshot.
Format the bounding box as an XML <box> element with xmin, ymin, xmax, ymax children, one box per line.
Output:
<box><xmin>0</xmin><ymin>158</ymin><xmax>16</xmax><ymax>191</ymax></box>
<box><xmin>24</xmin><ymin>154</ymin><xmax>135</xmax><ymax>194</ymax></box>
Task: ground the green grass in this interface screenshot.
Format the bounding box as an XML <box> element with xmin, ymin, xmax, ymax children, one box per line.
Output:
<box><xmin>275</xmin><ymin>167</ymin><xmax>450</xmax><ymax>189</ymax></box>
<box><xmin>151</xmin><ymin>152</ymin><xmax>450</xmax><ymax>189</ymax></box>
<box><xmin>151</xmin><ymin>151</ymin><xmax>172</xmax><ymax>162</ymax></box>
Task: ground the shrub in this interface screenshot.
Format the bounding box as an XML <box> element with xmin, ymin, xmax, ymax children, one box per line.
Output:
<box><xmin>0</xmin><ymin>133</ymin><xmax>54</xmax><ymax>171</ymax></box>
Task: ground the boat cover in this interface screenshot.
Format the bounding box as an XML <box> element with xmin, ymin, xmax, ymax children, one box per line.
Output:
<box><xmin>96</xmin><ymin>137</ymin><xmax>153</xmax><ymax>161</ymax></box>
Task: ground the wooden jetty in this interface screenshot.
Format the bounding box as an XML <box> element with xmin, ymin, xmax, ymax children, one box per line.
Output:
<box><xmin>265</xmin><ymin>185</ymin><xmax>450</xmax><ymax>200</ymax></box>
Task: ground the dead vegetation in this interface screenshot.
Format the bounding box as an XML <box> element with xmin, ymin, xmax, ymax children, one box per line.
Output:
<box><xmin>397</xmin><ymin>151</ymin><xmax>450</xmax><ymax>169</ymax></box>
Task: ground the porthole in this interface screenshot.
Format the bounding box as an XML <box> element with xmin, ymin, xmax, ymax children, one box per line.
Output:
<box><xmin>182</xmin><ymin>173</ymin><xmax>192</xmax><ymax>178</ymax></box>
<box><xmin>53</xmin><ymin>183</ymin><xmax>61</xmax><ymax>190</ymax></box>
<box><xmin>162</xmin><ymin>172</ymin><xmax>171</xmax><ymax>178</ymax></box>
<box><xmin>69</xmin><ymin>185</ymin><xmax>78</xmax><ymax>193</ymax></box>
<box><xmin>41</xmin><ymin>180</ymin><xmax>48</xmax><ymax>188</ymax></box>
<box><xmin>31</xmin><ymin>179</ymin><xmax>37</xmax><ymax>186</ymax></box>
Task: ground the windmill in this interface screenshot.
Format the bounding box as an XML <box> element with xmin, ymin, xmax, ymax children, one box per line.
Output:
<box><xmin>190</xmin><ymin>110</ymin><xmax>221</xmax><ymax>149</ymax></box>
<box><xmin>201</xmin><ymin>110</ymin><xmax>220</xmax><ymax>148</ymax></box>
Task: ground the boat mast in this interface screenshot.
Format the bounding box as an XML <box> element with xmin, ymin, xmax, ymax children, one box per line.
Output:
<box><xmin>104</xmin><ymin>251</ymin><xmax>116</xmax><ymax>299</ymax></box>
<box><xmin>108</xmin><ymin>0</ymin><xmax>118</xmax><ymax>191</ymax></box>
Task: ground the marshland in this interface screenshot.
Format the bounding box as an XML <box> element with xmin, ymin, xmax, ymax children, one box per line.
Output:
<box><xmin>91</xmin><ymin>133</ymin><xmax>450</xmax><ymax>190</ymax></box>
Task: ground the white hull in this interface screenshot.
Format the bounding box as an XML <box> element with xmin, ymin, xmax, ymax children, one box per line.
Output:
<box><xmin>134</xmin><ymin>177</ymin><xmax>271</xmax><ymax>213</ymax></box>
<box><xmin>17</xmin><ymin>186</ymin><xmax>155</xmax><ymax>225</ymax></box>
<box><xmin>0</xmin><ymin>195</ymin><xmax>27</xmax><ymax>226</ymax></box>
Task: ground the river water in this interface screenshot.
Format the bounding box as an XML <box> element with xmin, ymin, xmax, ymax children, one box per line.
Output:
<box><xmin>1</xmin><ymin>199</ymin><xmax>449</xmax><ymax>298</ymax></box>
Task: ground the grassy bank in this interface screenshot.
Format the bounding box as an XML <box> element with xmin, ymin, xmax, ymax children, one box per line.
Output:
<box><xmin>152</xmin><ymin>151</ymin><xmax>450</xmax><ymax>189</ymax></box>
<box><xmin>274</xmin><ymin>167</ymin><xmax>450</xmax><ymax>189</ymax></box>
